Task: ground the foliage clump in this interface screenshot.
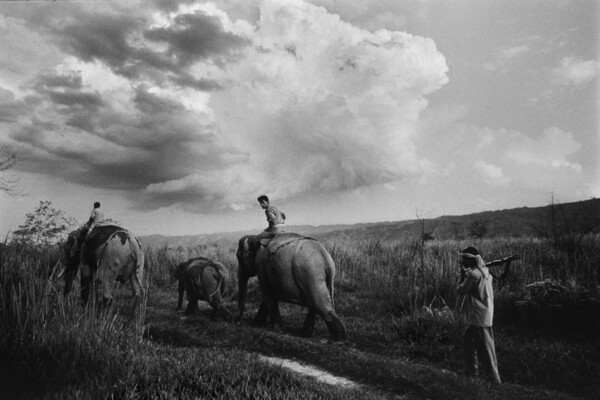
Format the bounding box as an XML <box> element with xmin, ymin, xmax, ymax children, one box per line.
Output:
<box><xmin>11</xmin><ymin>200</ymin><xmax>77</xmax><ymax>248</ymax></box>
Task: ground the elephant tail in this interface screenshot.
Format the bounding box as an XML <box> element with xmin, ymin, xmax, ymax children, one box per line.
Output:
<box><xmin>208</xmin><ymin>262</ymin><xmax>227</xmax><ymax>298</ymax></box>
<box><xmin>130</xmin><ymin>234</ymin><xmax>145</xmax><ymax>282</ymax></box>
<box><xmin>326</xmin><ymin>264</ymin><xmax>335</xmax><ymax>309</ymax></box>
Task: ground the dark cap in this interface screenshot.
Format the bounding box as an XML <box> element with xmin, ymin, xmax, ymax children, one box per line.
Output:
<box><xmin>461</xmin><ymin>246</ymin><xmax>479</xmax><ymax>256</ymax></box>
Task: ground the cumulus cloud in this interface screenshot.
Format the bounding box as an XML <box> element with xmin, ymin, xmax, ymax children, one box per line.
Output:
<box><xmin>506</xmin><ymin>127</ymin><xmax>582</xmax><ymax>171</ymax></box>
<box><xmin>475</xmin><ymin>161</ymin><xmax>511</xmax><ymax>187</ymax></box>
<box><xmin>551</xmin><ymin>56</ymin><xmax>600</xmax><ymax>86</ymax></box>
<box><xmin>416</xmin><ymin>107</ymin><xmax>584</xmax><ymax>198</ymax></box>
<box><xmin>1</xmin><ymin>0</ymin><xmax>448</xmax><ymax>213</ymax></box>
<box><xmin>154</xmin><ymin>0</ymin><xmax>448</xmax><ymax>206</ymax></box>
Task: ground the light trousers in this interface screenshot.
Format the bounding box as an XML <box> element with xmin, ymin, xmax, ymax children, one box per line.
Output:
<box><xmin>463</xmin><ymin>325</ymin><xmax>501</xmax><ymax>384</ymax></box>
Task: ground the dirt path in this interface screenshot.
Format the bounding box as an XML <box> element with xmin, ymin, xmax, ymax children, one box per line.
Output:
<box><xmin>142</xmin><ymin>290</ymin><xmax>580</xmax><ymax>400</ymax></box>
<box><xmin>258</xmin><ymin>355</ymin><xmax>359</xmax><ymax>388</ymax></box>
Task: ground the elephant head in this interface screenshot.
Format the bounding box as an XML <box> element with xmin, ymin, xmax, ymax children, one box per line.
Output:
<box><xmin>61</xmin><ymin>229</ymin><xmax>83</xmax><ymax>296</ymax></box>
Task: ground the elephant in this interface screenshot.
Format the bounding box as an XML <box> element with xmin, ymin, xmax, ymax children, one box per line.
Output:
<box><xmin>172</xmin><ymin>257</ymin><xmax>233</xmax><ymax>321</ymax></box>
<box><xmin>77</xmin><ymin>225</ymin><xmax>145</xmax><ymax>322</ymax></box>
<box><xmin>236</xmin><ymin>232</ymin><xmax>347</xmax><ymax>341</ymax></box>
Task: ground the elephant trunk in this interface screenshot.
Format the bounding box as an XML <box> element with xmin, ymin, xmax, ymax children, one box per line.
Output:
<box><xmin>176</xmin><ymin>278</ymin><xmax>185</xmax><ymax>311</ymax></box>
<box><xmin>237</xmin><ymin>270</ymin><xmax>248</xmax><ymax>321</ymax></box>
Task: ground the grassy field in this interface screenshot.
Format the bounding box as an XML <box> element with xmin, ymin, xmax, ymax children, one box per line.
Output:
<box><xmin>1</xmin><ymin>233</ymin><xmax>599</xmax><ymax>399</ymax></box>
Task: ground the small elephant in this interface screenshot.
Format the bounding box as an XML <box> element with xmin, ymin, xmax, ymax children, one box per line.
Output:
<box><xmin>173</xmin><ymin>257</ymin><xmax>232</xmax><ymax>321</ymax></box>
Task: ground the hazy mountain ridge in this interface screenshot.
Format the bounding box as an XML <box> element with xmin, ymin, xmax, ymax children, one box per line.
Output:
<box><xmin>140</xmin><ymin>198</ymin><xmax>600</xmax><ymax>249</ymax></box>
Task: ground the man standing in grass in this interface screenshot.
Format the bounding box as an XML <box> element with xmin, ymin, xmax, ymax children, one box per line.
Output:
<box><xmin>457</xmin><ymin>246</ymin><xmax>502</xmax><ymax>385</ymax></box>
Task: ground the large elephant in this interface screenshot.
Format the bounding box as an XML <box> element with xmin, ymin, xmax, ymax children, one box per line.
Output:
<box><xmin>79</xmin><ymin>225</ymin><xmax>145</xmax><ymax>321</ymax></box>
<box><xmin>236</xmin><ymin>233</ymin><xmax>347</xmax><ymax>341</ymax></box>
<box><xmin>173</xmin><ymin>257</ymin><xmax>232</xmax><ymax>321</ymax></box>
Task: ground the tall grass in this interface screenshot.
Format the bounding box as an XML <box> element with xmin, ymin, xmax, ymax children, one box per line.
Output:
<box><xmin>321</xmin><ymin>235</ymin><xmax>600</xmax><ymax>318</ymax></box>
<box><xmin>144</xmin><ymin>243</ymin><xmax>239</xmax><ymax>293</ymax></box>
<box><xmin>2</xmin><ymin>242</ymin><xmax>370</xmax><ymax>399</ymax></box>
<box><xmin>0</xmin><ymin>244</ymin><xmax>140</xmax><ymax>398</ymax></box>
<box><xmin>2</xmin><ymin>232</ymin><xmax>599</xmax><ymax>398</ymax></box>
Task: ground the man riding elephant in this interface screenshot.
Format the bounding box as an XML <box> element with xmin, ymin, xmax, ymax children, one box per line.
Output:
<box><xmin>61</xmin><ymin>202</ymin><xmax>105</xmax><ymax>295</ymax></box>
<box><xmin>80</xmin><ymin>202</ymin><xmax>104</xmax><ymax>242</ymax></box>
<box><xmin>248</xmin><ymin>195</ymin><xmax>286</xmax><ymax>259</ymax></box>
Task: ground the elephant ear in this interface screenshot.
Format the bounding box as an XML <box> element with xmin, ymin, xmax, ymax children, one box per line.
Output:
<box><xmin>242</xmin><ymin>237</ymin><xmax>251</xmax><ymax>257</ymax></box>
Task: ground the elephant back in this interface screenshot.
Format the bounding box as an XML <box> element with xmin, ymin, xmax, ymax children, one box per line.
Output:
<box><xmin>81</xmin><ymin>225</ymin><xmax>125</xmax><ymax>269</ymax></box>
<box><xmin>185</xmin><ymin>257</ymin><xmax>229</xmax><ymax>297</ymax></box>
<box><xmin>265</xmin><ymin>232</ymin><xmax>319</xmax><ymax>256</ymax></box>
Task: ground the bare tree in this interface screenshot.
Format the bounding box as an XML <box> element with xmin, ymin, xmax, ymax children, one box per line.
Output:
<box><xmin>0</xmin><ymin>146</ymin><xmax>20</xmax><ymax>196</ymax></box>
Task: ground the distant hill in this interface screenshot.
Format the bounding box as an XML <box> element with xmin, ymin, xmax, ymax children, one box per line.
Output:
<box><xmin>139</xmin><ymin>198</ymin><xmax>600</xmax><ymax>249</ymax></box>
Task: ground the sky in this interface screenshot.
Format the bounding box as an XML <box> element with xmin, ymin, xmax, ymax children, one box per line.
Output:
<box><xmin>0</xmin><ymin>0</ymin><xmax>598</xmax><ymax>238</ymax></box>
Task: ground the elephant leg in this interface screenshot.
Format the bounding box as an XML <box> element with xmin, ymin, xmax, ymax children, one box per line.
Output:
<box><xmin>208</xmin><ymin>294</ymin><xmax>233</xmax><ymax>322</ymax></box>
<box><xmin>305</xmin><ymin>286</ymin><xmax>347</xmax><ymax>341</ymax></box>
<box><xmin>267</xmin><ymin>299</ymin><xmax>284</xmax><ymax>333</ymax></box>
<box><xmin>302</xmin><ymin>310</ymin><xmax>317</xmax><ymax>337</ymax></box>
<box><xmin>209</xmin><ymin>305</ymin><xmax>218</xmax><ymax>321</ymax></box>
<box><xmin>80</xmin><ymin>264</ymin><xmax>93</xmax><ymax>307</ymax></box>
<box><xmin>176</xmin><ymin>280</ymin><xmax>185</xmax><ymax>311</ymax></box>
<box><xmin>63</xmin><ymin>265</ymin><xmax>78</xmax><ymax>297</ymax></box>
<box><xmin>252</xmin><ymin>301</ymin><xmax>269</xmax><ymax>326</ymax></box>
<box><xmin>323</xmin><ymin>311</ymin><xmax>348</xmax><ymax>341</ymax></box>
<box><xmin>96</xmin><ymin>278</ymin><xmax>115</xmax><ymax>317</ymax></box>
<box><xmin>185</xmin><ymin>300</ymin><xmax>199</xmax><ymax>315</ymax></box>
<box><xmin>271</xmin><ymin>300</ymin><xmax>283</xmax><ymax>331</ymax></box>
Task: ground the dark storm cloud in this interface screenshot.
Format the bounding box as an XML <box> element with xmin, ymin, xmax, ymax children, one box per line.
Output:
<box><xmin>29</xmin><ymin>70</ymin><xmax>105</xmax><ymax>109</ymax></box>
<box><xmin>132</xmin><ymin>85</ymin><xmax>185</xmax><ymax>114</ymax></box>
<box><xmin>9</xmin><ymin>77</ymin><xmax>241</xmax><ymax>200</ymax></box>
<box><xmin>144</xmin><ymin>11</ymin><xmax>249</xmax><ymax>67</ymax></box>
<box><xmin>50</xmin><ymin>7</ymin><xmax>248</xmax><ymax>86</ymax></box>
<box><xmin>47</xmin><ymin>91</ymin><xmax>105</xmax><ymax>108</ymax></box>
<box><xmin>0</xmin><ymin>87</ymin><xmax>28</xmax><ymax>123</ymax></box>
<box><xmin>58</xmin><ymin>14</ymin><xmax>144</xmax><ymax>78</ymax></box>
<box><xmin>149</xmin><ymin>0</ymin><xmax>196</xmax><ymax>13</ymax></box>
<box><xmin>33</xmin><ymin>72</ymin><xmax>82</xmax><ymax>89</ymax></box>
<box><xmin>171</xmin><ymin>73</ymin><xmax>223</xmax><ymax>91</ymax></box>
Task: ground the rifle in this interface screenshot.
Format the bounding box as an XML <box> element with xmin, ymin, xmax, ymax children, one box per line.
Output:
<box><xmin>486</xmin><ymin>255</ymin><xmax>521</xmax><ymax>288</ymax></box>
